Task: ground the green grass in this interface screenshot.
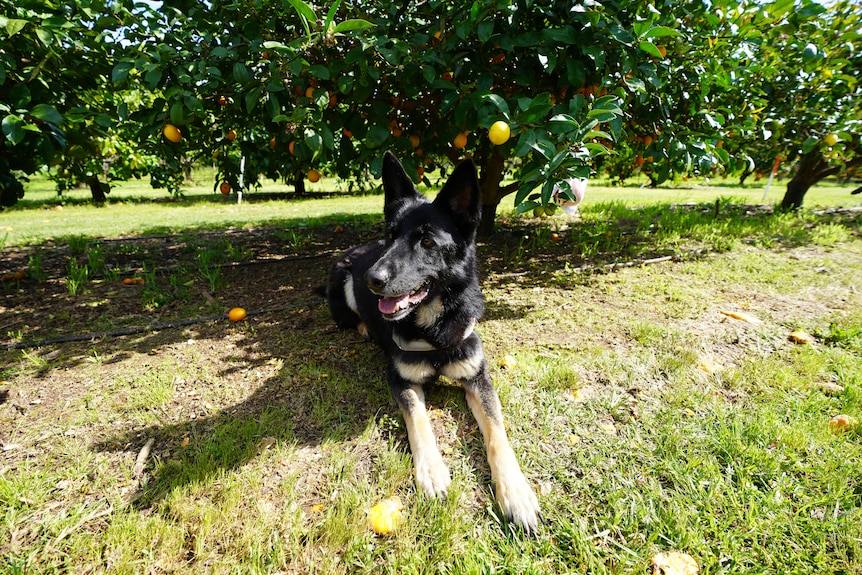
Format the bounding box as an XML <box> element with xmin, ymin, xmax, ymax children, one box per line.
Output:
<box><xmin>1</xmin><ymin>175</ymin><xmax>861</xmax><ymax>574</ymax></box>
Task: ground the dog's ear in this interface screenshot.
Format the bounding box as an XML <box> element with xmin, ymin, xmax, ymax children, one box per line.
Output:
<box><xmin>433</xmin><ymin>158</ymin><xmax>482</xmax><ymax>239</ymax></box>
<box><xmin>382</xmin><ymin>151</ymin><xmax>421</xmax><ymax>210</ymax></box>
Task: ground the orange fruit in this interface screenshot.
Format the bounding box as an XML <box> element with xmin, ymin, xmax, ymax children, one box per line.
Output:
<box><xmin>220</xmin><ymin>182</ymin><xmax>231</xmax><ymax>195</ymax></box>
<box><xmin>343</xmin><ymin>129</ymin><xmax>353</xmax><ymax>139</ymax></box>
<box><xmin>643</xmin><ymin>135</ymin><xmax>654</xmax><ymax>146</ymax></box>
<box><xmin>225</xmin><ymin>129</ymin><xmax>237</xmax><ymax>142</ymax></box>
<box><xmin>305</xmin><ymin>86</ymin><xmax>315</xmax><ymax>98</ymax></box>
<box><xmin>228</xmin><ymin>307</ymin><xmax>247</xmax><ymax>322</ymax></box>
<box><xmin>409</xmin><ymin>135</ymin><xmax>420</xmax><ymax>148</ymax></box>
<box><xmin>488</xmin><ymin>121</ymin><xmax>510</xmax><ymax>145</ymax></box>
<box><xmin>334</xmin><ymin>225</ymin><xmax>344</xmax><ymax>233</ymax></box>
<box><xmin>417</xmin><ymin>166</ymin><xmax>425</xmax><ymax>178</ymax></box>
<box><xmin>217</xmin><ymin>96</ymin><xmax>228</xmax><ymax>106</ymax></box>
<box><xmin>307</xmin><ymin>169</ymin><xmax>321</xmax><ymax>183</ymax></box>
<box><xmin>288</xmin><ymin>140</ymin><xmax>295</xmax><ymax>155</ymax></box>
<box><xmin>269</xmin><ymin>137</ymin><xmax>277</xmax><ymax>149</ymax></box>
<box><xmin>453</xmin><ymin>132</ymin><xmax>468</xmax><ymax>149</ymax></box>
<box><xmin>162</xmin><ymin>124</ymin><xmax>181</xmax><ymax>143</ymax></box>
<box><xmin>656</xmin><ymin>45</ymin><xmax>667</xmax><ymax>58</ymax></box>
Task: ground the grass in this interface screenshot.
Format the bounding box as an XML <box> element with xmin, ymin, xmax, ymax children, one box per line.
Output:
<box><xmin>1</xmin><ymin>174</ymin><xmax>861</xmax><ymax>574</ymax></box>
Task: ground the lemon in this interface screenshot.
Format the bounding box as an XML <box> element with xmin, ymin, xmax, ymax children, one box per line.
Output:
<box><xmin>367</xmin><ymin>496</ymin><xmax>403</xmax><ymax>535</ymax></box>
<box><xmin>488</xmin><ymin>121</ymin><xmax>511</xmax><ymax>145</ymax></box>
<box><xmin>162</xmin><ymin>124</ymin><xmax>182</xmax><ymax>143</ymax></box>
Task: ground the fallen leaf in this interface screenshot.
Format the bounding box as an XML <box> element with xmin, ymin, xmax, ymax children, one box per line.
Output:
<box><xmin>367</xmin><ymin>496</ymin><xmax>404</xmax><ymax>535</ymax></box>
<box><xmin>719</xmin><ymin>310</ymin><xmax>762</xmax><ymax>325</ymax></box>
<box><xmin>651</xmin><ymin>551</ymin><xmax>699</xmax><ymax>575</ymax></box>
<box><xmin>788</xmin><ymin>330</ymin><xmax>815</xmax><ymax>344</ymax></box>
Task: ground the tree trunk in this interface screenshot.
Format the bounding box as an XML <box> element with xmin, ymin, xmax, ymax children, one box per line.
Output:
<box><xmin>88</xmin><ymin>175</ymin><xmax>108</xmax><ymax>204</ymax></box>
<box><xmin>477</xmin><ymin>149</ymin><xmax>507</xmax><ymax>238</ymax></box>
<box><xmin>780</xmin><ymin>147</ymin><xmax>862</xmax><ymax>210</ymax></box>
<box><xmin>293</xmin><ymin>173</ymin><xmax>306</xmax><ymax>196</ymax></box>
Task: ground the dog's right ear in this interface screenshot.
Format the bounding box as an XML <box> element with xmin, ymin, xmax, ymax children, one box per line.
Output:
<box><xmin>382</xmin><ymin>152</ymin><xmax>421</xmax><ymax>212</ymax></box>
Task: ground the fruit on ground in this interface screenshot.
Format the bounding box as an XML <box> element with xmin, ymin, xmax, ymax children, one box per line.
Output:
<box><xmin>488</xmin><ymin>121</ymin><xmax>511</xmax><ymax>145</ymax></box>
<box><xmin>162</xmin><ymin>124</ymin><xmax>181</xmax><ymax>143</ymax></box>
<box><xmin>307</xmin><ymin>169</ymin><xmax>321</xmax><ymax>183</ymax></box>
<box><xmin>367</xmin><ymin>497</ymin><xmax>403</xmax><ymax>535</ymax></box>
<box><xmin>829</xmin><ymin>414</ymin><xmax>857</xmax><ymax>432</ymax></box>
<box><xmin>228</xmin><ymin>307</ymin><xmax>247</xmax><ymax>322</ymax></box>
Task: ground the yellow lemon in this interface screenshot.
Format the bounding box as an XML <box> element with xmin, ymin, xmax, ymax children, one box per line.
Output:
<box><xmin>488</xmin><ymin>121</ymin><xmax>511</xmax><ymax>145</ymax></box>
<box><xmin>162</xmin><ymin>124</ymin><xmax>181</xmax><ymax>143</ymax></box>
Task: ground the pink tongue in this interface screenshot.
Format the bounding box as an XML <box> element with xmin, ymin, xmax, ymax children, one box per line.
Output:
<box><xmin>379</xmin><ymin>294</ymin><xmax>410</xmax><ymax>315</ymax></box>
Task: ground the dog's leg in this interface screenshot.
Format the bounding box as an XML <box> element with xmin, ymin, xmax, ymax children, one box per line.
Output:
<box><xmin>463</xmin><ymin>369</ymin><xmax>541</xmax><ymax>534</ymax></box>
<box><xmin>392</xmin><ymin>380</ymin><xmax>451</xmax><ymax>498</ymax></box>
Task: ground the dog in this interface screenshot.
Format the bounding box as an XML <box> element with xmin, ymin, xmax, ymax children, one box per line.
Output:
<box><xmin>326</xmin><ymin>151</ymin><xmax>541</xmax><ymax>533</ymax></box>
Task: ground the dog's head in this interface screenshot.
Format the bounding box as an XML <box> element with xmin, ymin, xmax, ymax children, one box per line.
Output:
<box><xmin>365</xmin><ymin>152</ymin><xmax>481</xmax><ymax>320</ymax></box>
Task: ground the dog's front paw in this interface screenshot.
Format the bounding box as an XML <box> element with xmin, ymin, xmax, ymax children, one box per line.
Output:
<box><xmin>414</xmin><ymin>454</ymin><xmax>451</xmax><ymax>498</ymax></box>
<box><xmin>495</xmin><ymin>471</ymin><xmax>541</xmax><ymax>535</ymax></box>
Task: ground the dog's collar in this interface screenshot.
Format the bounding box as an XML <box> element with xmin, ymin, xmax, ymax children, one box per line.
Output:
<box><xmin>392</xmin><ymin>318</ymin><xmax>476</xmax><ymax>352</ymax></box>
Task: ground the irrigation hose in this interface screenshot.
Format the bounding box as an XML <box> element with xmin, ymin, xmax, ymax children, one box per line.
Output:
<box><xmin>0</xmin><ymin>299</ymin><xmax>325</xmax><ymax>351</ymax></box>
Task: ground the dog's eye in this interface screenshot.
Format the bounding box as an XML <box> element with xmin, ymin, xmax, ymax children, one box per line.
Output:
<box><xmin>421</xmin><ymin>237</ymin><xmax>435</xmax><ymax>248</ymax></box>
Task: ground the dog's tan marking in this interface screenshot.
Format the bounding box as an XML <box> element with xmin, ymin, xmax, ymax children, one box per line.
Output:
<box><xmin>394</xmin><ymin>357</ymin><xmax>435</xmax><ymax>383</ymax></box>
<box><xmin>415</xmin><ymin>296</ymin><xmax>444</xmax><ymax>328</ymax></box>
<box><xmin>441</xmin><ymin>352</ymin><xmax>483</xmax><ymax>380</ymax></box>
<box><xmin>399</xmin><ymin>385</ymin><xmax>451</xmax><ymax>497</ymax></box>
<box><xmin>344</xmin><ymin>275</ymin><xmax>359</xmax><ymax>315</ymax></box>
<box><xmin>464</xmin><ymin>384</ymin><xmax>541</xmax><ymax>533</ymax></box>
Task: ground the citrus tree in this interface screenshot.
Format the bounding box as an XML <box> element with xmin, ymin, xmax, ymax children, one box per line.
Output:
<box><xmin>606</xmin><ymin>0</ymin><xmax>860</xmax><ymax>207</ymax></box>
<box><xmin>0</xmin><ymin>0</ymin><xmax>142</xmax><ymax>206</ymax></box>
<box><xmin>112</xmin><ymin>0</ymin><xmax>714</xmax><ymax>233</ymax></box>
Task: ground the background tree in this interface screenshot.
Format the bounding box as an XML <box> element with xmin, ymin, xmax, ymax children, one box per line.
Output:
<box><xmin>0</xmin><ymin>0</ymin><xmax>140</xmax><ymax>206</ymax></box>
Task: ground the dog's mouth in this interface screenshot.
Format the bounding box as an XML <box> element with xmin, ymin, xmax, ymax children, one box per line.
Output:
<box><xmin>377</xmin><ymin>282</ymin><xmax>431</xmax><ymax>320</ymax></box>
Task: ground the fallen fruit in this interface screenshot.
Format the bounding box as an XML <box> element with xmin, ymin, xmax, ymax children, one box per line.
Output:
<box><xmin>788</xmin><ymin>330</ymin><xmax>815</xmax><ymax>344</ymax></box>
<box><xmin>500</xmin><ymin>355</ymin><xmax>517</xmax><ymax>369</ymax></box>
<box><xmin>228</xmin><ymin>307</ymin><xmax>247</xmax><ymax>322</ymax></box>
<box><xmin>122</xmin><ymin>277</ymin><xmax>145</xmax><ymax>285</ymax></box>
<box><xmin>334</xmin><ymin>225</ymin><xmax>344</xmax><ymax>233</ymax></box>
<box><xmin>367</xmin><ymin>496</ymin><xmax>403</xmax><ymax>535</ymax></box>
<box><xmin>651</xmin><ymin>551</ymin><xmax>699</xmax><ymax>575</ymax></box>
<box><xmin>488</xmin><ymin>121</ymin><xmax>511</xmax><ymax>145</ymax></box>
<box><xmin>829</xmin><ymin>414</ymin><xmax>858</xmax><ymax>433</ymax></box>
<box><xmin>162</xmin><ymin>124</ymin><xmax>182</xmax><ymax>143</ymax></box>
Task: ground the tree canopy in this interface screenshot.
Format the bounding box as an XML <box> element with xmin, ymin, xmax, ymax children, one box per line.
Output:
<box><xmin>2</xmin><ymin>0</ymin><xmax>859</xmax><ymax>221</ymax></box>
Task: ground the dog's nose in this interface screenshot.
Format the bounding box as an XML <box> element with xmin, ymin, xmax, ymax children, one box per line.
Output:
<box><xmin>365</xmin><ymin>268</ymin><xmax>388</xmax><ymax>293</ymax></box>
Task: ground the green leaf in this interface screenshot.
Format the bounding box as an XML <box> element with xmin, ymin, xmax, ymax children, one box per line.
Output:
<box><xmin>169</xmin><ymin>101</ymin><xmax>184</xmax><ymax>125</ymax></box>
<box><xmin>638</xmin><ymin>40</ymin><xmax>663</xmax><ymax>59</ymax></box>
<box><xmin>483</xmin><ymin>94</ymin><xmax>510</xmax><ymax>117</ymax></box>
<box><xmin>233</xmin><ymin>62</ymin><xmax>250</xmax><ymax>84</ymax></box>
<box><xmin>333</xmin><ymin>19</ymin><xmax>375</xmax><ymax>33</ymax></box>
<box><xmin>5</xmin><ymin>19</ymin><xmax>28</xmax><ymax>37</ymax></box>
<box><xmin>309</xmin><ymin>64</ymin><xmax>330</xmax><ymax>79</ymax></box>
<box><xmin>2</xmin><ymin>115</ymin><xmax>25</xmax><ymax>145</ymax></box>
<box><xmin>284</xmin><ymin>0</ymin><xmax>317</xmax><ymax>23</ymax></box>
<box><xmin>35</xmin><ymin>27</ymin><xmax>53</xmax><ymax>46</ymax></box>
<box><xmin>112</xmin><ymin>62</ymin><xmax>134</xmax><ymax>86</ymax></box>
<box><xmin>477</xmin><ymin>20</ymin><xmax>494</xmax><ymax>43</ymax></box>
<box><xmin>643</xmin><ymin>26</ymin><xmax>681</xmax><ymax>39</ymax></box>
<box><xmin>29</xmin><ymin>104</ymin><xmax>62</xmax><ymax>126</ymax></box>
<box><xmin>365</xmin><ymin>124</ymin><xmax>390</xmax><ymax>149</ymax></box>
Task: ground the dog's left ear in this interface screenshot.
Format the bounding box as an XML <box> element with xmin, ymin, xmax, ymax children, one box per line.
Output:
<box><xmin>433</xmin><ymin>158</ymin><xmax>482</xmax><ymax>240</ymax></box>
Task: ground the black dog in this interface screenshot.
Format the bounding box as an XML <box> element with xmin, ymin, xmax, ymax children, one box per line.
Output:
<box><xmin>326</xmin><ymin>152</ymin><xmax>540</xmax><ymax>533</ymax></box>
